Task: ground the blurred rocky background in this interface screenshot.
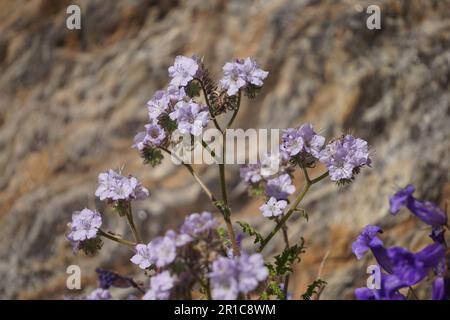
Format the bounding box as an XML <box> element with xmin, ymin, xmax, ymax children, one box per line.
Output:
<box><xmin>0</xmin><ymin>0</ymin><xmax>449</xmax><ymax>299</ymax></box>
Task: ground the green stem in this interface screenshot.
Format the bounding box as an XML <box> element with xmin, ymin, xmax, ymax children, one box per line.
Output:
<box><xmin>125</xmin><ymin>205</ymin><xmax>142</xmax><ymax>243</ymax></box>
<box><xmin>98</xmin><ymin>229</ymin><xmax>136</xmax><ymax>247</ymax></box>
<box><xmin>258</xmin><ymin>170</ymin><xmax>329</xmax><ymax>252</ymax></box>
<box><xmin>226</xmin><ymin>90</ymin><xmax>241</xmax><ymax>129</ymax></box>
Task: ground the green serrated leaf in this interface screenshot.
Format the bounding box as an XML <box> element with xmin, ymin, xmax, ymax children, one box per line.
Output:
<box><xmin>273</xmin><ymin>238</ymin><xmax>306</xmax><ymax>276</ymax></box>
<box><xmin>301</xmin><ymin>279</ymin><xmax>327</xmax><ymax>300</ymax></box>
<box><xmin>237</xmin><ymin>221</ymin><xmax>263</xmax><ymax>244</ymax></box>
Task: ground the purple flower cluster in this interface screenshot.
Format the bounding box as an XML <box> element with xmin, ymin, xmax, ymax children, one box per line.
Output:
<box><xmin>280</xmin><ymin>123</ymin><xmax>325</xmax><ymax>160</ymax></box>
<box><xmin>220</xmin><ymin>58</ymin><xmax>268</xmax><ymax>96</ymax></box>
<box><xmin>68</xmin><ymin>208</ymin><xmax>102</xmax><ymax>242</ymax></box>
<box><xmin>208</xmin><ymin>253</ymin><xmax>268</xmax><ymax>300</ymax></box>
<box><xmin>143</xmin><ymin>271</ymin><xmax>176</xmax><ymax>300</ymax></box>
<box><xmin>179</xmin><ymin>211</ymin><xmax>218</xmax><ymax>237</ymax></box>
<box><xmin>86</xmin><ymin>288</ymin><xmax>112</xmax><ymax>300</ymax></box>
<box><xmin>133</xmin><ymin>124</ymin><xmax>166</xmax><ymax>150</ymax></box>
<box><xmin>265</xmin><ymin>174</ymin><xmax>296</xmax><ymax>200</ymax></box>
<box><xmin>169</xmin><ymin>99</ymin><xmax>209</xmax><ymax>136</ymax></box>
<box><xmin>130</xmin><ymin>212</ymin><xmax>216</xmax><ymax>270</ymax></box>
<box><xmin>259</xmin><ymin>197</ymin><xmax>287</xmax><ymax>218</ymax></box>
<box><xmin>130</xmin><ymin>232</ymin><xmax>178</xmax><ymax>269</ymax></box>
<box><xmin>389</xmin><ymin>185</ymin><xmax>447</xmax><ymax>227</ymax></box>
<box><xmin>95</xmin><ymin>169</ymin><xmax>149</xmax><ymax>202</ymax></box>
<box><xmin>319</xmin><ymin>135</ymin><xmax>371</xmax><ymax>181</ymax></box>
<box><xmin>168</xmin><ymin>55</ymin><xmax>200</xmax><ymax>87</ymax></box>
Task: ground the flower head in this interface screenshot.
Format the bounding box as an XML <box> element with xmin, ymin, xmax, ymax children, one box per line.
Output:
<box><xmin>265</xmin><ymin>174</ymin><xmax>295</xmax><ymax>200</ymax></box>
<box><xmin>219</xmin><ymin>61</ymin><xmax>247</xmax><ymax>96</ymax></box>
<box><xmin>86</xmin><ymin>288</ymin><xmax>112</xmax><ymax>300</ymax></box>
<box><xmin>169</xmin><ymin>99</ymin><xmax>209</xmax><ymax>136</ymax></box>
<box><xmin>147</xmin><ymin>90</ymin><xmax>170</xmax><ymax>122</ymax></box>
<box><xmin>208</xmin><ymin>253</ymin><xmax>268</xmax><ymax>300</ymax></box>
<box><xmin>68</xmin><ymin>208</ymin><xmax>102</xmax><ymax>242</ymax></box>
<box><xmin>219</xmin><ymin>58</ymin><xmax>268</xmax><ymax>96</ymax></box>
<box><xmin>130</xmin><ymin>243</ymin><xmax>153</xmax><ymax>269</ymax></box>
<box><xmin>319</xmin><ymin>135</ymin><xmax>371</xmax><ymax>181</ymax></box>
<box><xmin>180</xmin><ymin>211</ymin><xmax>218</xmax><ymax>237</ymax></box>
<box><xmin>355</xmin><ymin>273</ymin><xmax>406</xmax><ymax>300</ymax></box>
<box><xmin>280</xmin><ymin>123</ymin><xmax>325</xmax><ymax>159</ymax></box>
<box><xmin>143</xmin><ymin>271</ymin><xmax>176</xmax><ymax>300</ymax></box>
<box><xmin>168</xmin><ymin>56</ymin><xmax>199</xmax><ymax>87</ymax></box>
<box><xmin>389</xmin><ymin>185</ymin><xmax>447</xmax><ymax>226</ymax></box>
<box><xmin>259</xmin><ymin>197</ymin><xmax>287</xmax><ymax>218</ymax></box>
<box><xmin>95</xmin><ymin>169</ymin><xmax>149</xmax><ymax>202</ymax></box>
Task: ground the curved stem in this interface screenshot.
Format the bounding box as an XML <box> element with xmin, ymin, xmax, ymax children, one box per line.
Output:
<box><xmin>258</xmin><ymin>170</ymin><xmax>329</xmax><ymax>252</ymax></box>
<box><xmin>125</xmin><ymin>205</ymin><xmax>142</xmax><ymax>243</ymax></box>
<box><xmin>160</xmin><ymin>146</ymin><xmax>240</xmax><ymax>256</ymax></box>
<box><xmin>195</xmin><ymin>78</ymin><xmax>222</xmax><ymax>133</ymax></box>
<box><xmin>98</xmin><ymin>229</ymin><xmax>136</xmax><ymax>247</ymax></box>
<box><xmin>226</xmin><ymin>90</ymin><xmax>241</xmax><ymax>129</ymax></box>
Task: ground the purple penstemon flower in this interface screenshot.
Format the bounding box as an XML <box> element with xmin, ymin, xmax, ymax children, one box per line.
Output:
<box><xmin>169</xmin><ymin>99</ymin><xmax>209</xmax><ymax>136</ymax></box>
<box><xmin>68</xmin><ymin>208</ymin><xmax>102</xmax><ymax>242</ymax></box>
<box><xmin>387</xmin><ymin>243</ymin><xmax>445</xmax><ymax>286</ymax></box>
<box><xmin>355</xmin><ymin>273</ymin><xmax>406</xmax><ymax>300</ymax></box>
<box><xmin>389</xmin><ymin>185</ymin><xmax>447</xmax><ymax>226</ymax></box>
<box><xmin>168</xmin><ymin>55</ymin><xmax>199</xmax><ymax>87</ymax></box>
<box><xmin>319</xmin><ymin>135</ymin><xmax>371</xmax><ymax>181</ymax></box>
<box><xmin>259</xmin><ymin>197</ymin><xmax>287</xmax><ymax>218</ymax></box>
<box><xmin>352</xmin><ymin>225</ymin><xmax>393</xmax><ymax>273</ymax></box>
<box><xmin>265</xmin><ymin>174</ymin><xmax>295</xmax><ymax>200</ymax></box>
<box><xmin>143</xmin><ymin>271</ymin><xmax>176</xmax><ymax>300</ymax></box>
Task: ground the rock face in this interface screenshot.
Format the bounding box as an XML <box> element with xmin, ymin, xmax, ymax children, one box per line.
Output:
<box><xmin>0</xmin><ymin>0</ymin><xmax>449</xmax><ymax>299</ymax></box>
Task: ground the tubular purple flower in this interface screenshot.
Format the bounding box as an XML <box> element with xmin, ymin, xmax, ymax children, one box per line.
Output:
<box><xmin>355</xmin><ymin>273</ymin><xmax>406</xmax><ymax>300</ymax></box>
<box><xmin>352</xmin><ymin>225</ymin><xmax>394</xmax><ymax>273</ymax></box>
<box><xmin>389</xmin><ymin>185</ymin><xmax>447</xmax><ymax>226</ymax></box>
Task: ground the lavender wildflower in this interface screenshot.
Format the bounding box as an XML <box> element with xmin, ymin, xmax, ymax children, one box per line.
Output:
<box><xmin>147</xmin><ymin>90</ymin><xmax>170</xmax><ymax>121</ymax></box>
<box><xmin>240</xmin><ymin>57</ymin><xmax>269</xmax><ymax>87</ymax></box>
<box><xmin>319</xmin><ymin>135</ymin><xmax>370</xmax><ymax>181</ymax></box>
<box><xmin>209</xmin><ymin>253</ymin><xmax>268</xmax><ymax>300</ymax></box>
<box><xmin>148</xmin><ymin>234</ymin><xmax>177</xmax><ymax>268</ymax></box>
<box><xmin>259</xmin><ymin>197</ymin><xmax>287</xmax><ymax>218</ymax></box>
<box><xmin>169</xmin><ymin>99</ymin><xmax>209</xmax><ymax>136</ymax></box>
<box><xmin>143</xmin><ymin>271</ymin><xmax>176</xmax><ymax>300</ymax></box>
<box><xmin>280</xmin><ymin>123</ymin><xmax>325</xmax><ymax>160</ymax></box>
<box><xmin>86</xmin><ymin>288</ymin><xmax>112</xmax><ymax>300</ymax></box>
<box><xmin>266</xmin><ymin>174</ymin><xmax>295</xmax><ymax>200</ymax></box>
<box><xmin>180</xmin><ymin>211</ymin><xmax>218</xmax><ymax>237</ymax></box>
<box><xmin>130</xmin><ymin>243</ymin><xmax>153</xmax><ymax>269</ymax></box>
<box><xmin>219</xmin><ymin>61</ymin><xmax>247</xmax><ymax>96</ymax></box>
<box><xmin>168</xmin><ymin>55</ymin><xmax>199</xmax><ymax>87</ymax></box>
<box><xmin>95</xmin><ymin>169</ymin><xmax>149</xmax><ymax>202</ymax></box>
<box><xmin>68</xmin><ymin>208</ymin><xmax>102</xmax><ymax>242</ymax></box>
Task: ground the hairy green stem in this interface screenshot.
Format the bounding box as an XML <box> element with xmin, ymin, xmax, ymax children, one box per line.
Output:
<box><xmin>98</xmin><ymin>229</ymin><xmax>136</xmax><ymax>247</ymax></box>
